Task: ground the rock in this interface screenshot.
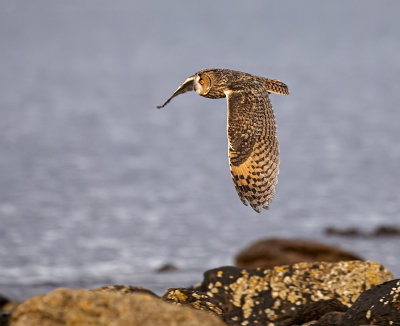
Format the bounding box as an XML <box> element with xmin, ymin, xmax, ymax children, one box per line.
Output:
<box><xmin>95</xmin><ymin>284</ymin><xmax>159</xmax><ymax>297</ymax></box>
<box><xmin>325</xmin><ymin>226</ymin><xmax>363</xmax><ymax>237</ymax></box>
<box><xmin>0</xmin><ymin>294</ymin><xmax>18</xmax><ymax>317</ymax></box>
<box><xmin>373</xmin><ymin>225</ymin><xmax>400</xmax><ymax>237</ymax></box>
<box><xmin>0</xmin><ymin>312</ymin><xmax>10</xmax><ymax>326</ymax></box>
<box><xmin>313</xmin><ymin>311</ymin><xmax>345</xmax><ymax>326</ymax></box>
<box><xmin>163</xmin><ymin>288</ymin><xmax>224</xmax><ymax>319</ymax></box>
<box><xmin>157</xmin><ymin>263</ymin><xmax>179</xmax><ymax>273</ymax></box>
<box><xmin>1</xmin><ymin>303</ymin><xmax>19</xmax><ymax>315</ymax></box>
<box><xmin>339</xmin><ymin>279</ymin><xmax>400</xmax><ymax>325</ymax></box>
<box><xmin>182</xmin><ymin>261</ymin><xmax>392</xmax><ymax>326</ymax></box>
<box><xmin>289</xmin><ymin>299</ymin><xmax>348</xmax><ymax>325</ymax></box>
<box><xmin>0</xmin><ymin>295</ymin><xmax>9</xmax><ymax>310</ymax></box>
<box><xmin>235</xmin><ymin>238</ymin><xmax>362</xmax><ymax>269</ymax></box>
<box><xmin>325</xmin><ymin>225</ymin><xmax>400</xmax><ymax>238</ymax></box>
<box><xmin>9</xmin><ymin>287</ymin><xmax>226</xmax><ymax>326</ymax></box>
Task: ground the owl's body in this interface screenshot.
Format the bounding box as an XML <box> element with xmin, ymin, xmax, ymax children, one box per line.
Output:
<box><xmin>157</xmin><ymin>69</ymin><xmax>289</xmax><ymax>212</ymax></box>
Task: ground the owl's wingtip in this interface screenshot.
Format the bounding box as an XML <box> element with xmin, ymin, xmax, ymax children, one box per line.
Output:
<box><xmin>156</xmin><ymin>100</ymin><xmax>171</xmax><ymax>109</ymax></box>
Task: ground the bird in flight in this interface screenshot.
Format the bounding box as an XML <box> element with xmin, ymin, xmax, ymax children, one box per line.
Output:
<box><xmin>157</xmin><ymin>69</ymin><xmax>289</xmax><ymax>212</ymax></box>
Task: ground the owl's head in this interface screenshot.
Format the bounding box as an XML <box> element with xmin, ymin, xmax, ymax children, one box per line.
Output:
<box><xmin>194</xmin><ymin>72</ymin><xmax>212</xmax><ymax>96</ymax></box>
<box><xmin>157</xmin><ymin>69</ymin><xmax>225</xmax><ymax>109</ymax></box>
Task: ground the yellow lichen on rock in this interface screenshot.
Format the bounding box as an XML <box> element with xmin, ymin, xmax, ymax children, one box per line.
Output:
<box><xmin>10</xmin><ymin>288</ymin><xmax>226</xmax><ymax>326</ymax></box>
<box><xmin>205</xmin><ymin>261</ymin><xmax>392</xmax><ymax>325</ymax></box>
<box><xmin>162</xmin><ymin>288</ymin><xmax>224</xmax><ymax>318</ymax></box>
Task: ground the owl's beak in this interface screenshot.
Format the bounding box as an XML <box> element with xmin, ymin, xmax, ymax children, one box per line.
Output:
<box><xmin>157</xmin><ymin>75</ymin><xmax>195</xmax><ymax>109</ymax></box>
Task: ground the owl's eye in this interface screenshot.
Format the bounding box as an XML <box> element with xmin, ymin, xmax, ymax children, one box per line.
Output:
<box><xmin>199</xmin><ymin>79</ymin><xmax>205</xmax><ymax>85</ymax></box>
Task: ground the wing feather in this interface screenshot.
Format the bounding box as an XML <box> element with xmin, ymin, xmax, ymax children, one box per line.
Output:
<box><xmin>226</xmin><ymin>85</ymin><xmax>279</xmax><ymax>212</ymax></box>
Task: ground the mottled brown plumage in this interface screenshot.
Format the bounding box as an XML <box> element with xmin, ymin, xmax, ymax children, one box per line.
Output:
<box><xmin>157</xmin><ymin>69</ymin><xmax>289</xmax><ymax>212</ymax></box>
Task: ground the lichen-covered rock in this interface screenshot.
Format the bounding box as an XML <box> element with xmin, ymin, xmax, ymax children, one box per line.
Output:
<box><xmin>163</xmin><ymin>288</ymin><xmax>224</xmax><ymax>319</ymax></box>
<box><xmin>339</xmin><ymin>279</ymin><xmax>400</xmax><ymax>326</ymax></box>
<box><xmin>235</xmin><ymin>238</ymin><xmax>362</xmax><ymax>269</ymax></box>
<box><xmin>94</xmin><ymin>284</ymin><xmax>158</xmax><ymax>297</ymax></box>
<box><xmin>9</xmin><ymin>288</ymin><xmax>226</xmax><ymax>326</ymax></box>
<box><xmin>189</xmin><ymin>261</ymin><xmax>392</xmax><ymax>326</ymax></box>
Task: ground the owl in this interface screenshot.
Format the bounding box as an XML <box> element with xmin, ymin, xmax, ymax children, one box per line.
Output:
<box><xmin>157</xmin><ymin>69</ymin><xmax>289</xmax><ymax>212</ymax></box>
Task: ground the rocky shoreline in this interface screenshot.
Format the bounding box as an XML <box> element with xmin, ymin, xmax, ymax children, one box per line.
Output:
<box><xmin>2</xmin><ymin>239</ymin><xmax>400</xmax><ymax>325</ymax></box>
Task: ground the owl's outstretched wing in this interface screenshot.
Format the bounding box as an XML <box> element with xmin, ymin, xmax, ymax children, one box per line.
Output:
<box><xmin>226</xmin><ymin>85</ymin><xmax>279</xmax><ymax>212</ymax></box>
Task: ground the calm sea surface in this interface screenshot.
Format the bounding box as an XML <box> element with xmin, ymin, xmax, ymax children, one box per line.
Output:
<box><xmin>1</xmin><ymin>1</ymin><xmax>400</xmax><ymax>300</ymax></box>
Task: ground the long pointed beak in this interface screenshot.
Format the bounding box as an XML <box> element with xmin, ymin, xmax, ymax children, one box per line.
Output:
<box><xmin>157</xmin><ymin>76</ymin><xmax>195</xmax><ymax>109</ymax></box>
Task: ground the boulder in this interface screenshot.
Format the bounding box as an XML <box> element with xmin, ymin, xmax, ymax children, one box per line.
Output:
<box><xmin>7</xmin><ymin>262</ymin><xmax>396</xmax><ymax>326</ymax></box>
<box><xmin>235</xmin><ymin>238</ymin><xmax>362</xmax><ymax>269</ymax></box>
<box><xmin>9</xmin><ymin>287</ymin><xmax>226</xmax><ymax>326</ymax></box>
<box><xmin>174</xmin><ymin>261</ymin><xmax>392</xmax><ymax>326</ymax></box>
<box><xmin>339</xmin><ymin>279</ymin><xmax>400</xmax><ymax>326</ymax></box>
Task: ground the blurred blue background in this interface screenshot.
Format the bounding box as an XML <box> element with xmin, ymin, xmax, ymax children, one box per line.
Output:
<box><xmin>1</xmin><ymin>0</ymin><xmax>400</xmax><ymax>299</ymax></box>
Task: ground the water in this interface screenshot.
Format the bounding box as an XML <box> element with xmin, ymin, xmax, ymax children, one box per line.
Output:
<box><xmin>1</xmin><ymin>0</ymin><xmax>400</xmax><ymax>300</ymax></box>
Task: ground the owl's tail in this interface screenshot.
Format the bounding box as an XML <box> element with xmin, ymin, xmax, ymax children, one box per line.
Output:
<box><xmin>264</xmin><ymin>78</ymin><xmax>289</xmax><ymax>95</ymax></box>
